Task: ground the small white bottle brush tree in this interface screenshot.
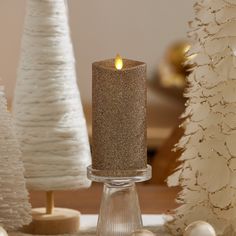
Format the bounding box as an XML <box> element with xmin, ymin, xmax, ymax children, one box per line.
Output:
<box><xmin>0</xmin><ymin>87</ymin><xmax>31</xmax><ymax>231</ymax></box>
<box><xmin>13</xmin><ymin>0</ymin><xmax>91</xmax><ymax>202</ymax></box>
<box><xmin>167</xmin><ymin>0</ymin><xmax>236</xmax><ymax>235</ymax></box>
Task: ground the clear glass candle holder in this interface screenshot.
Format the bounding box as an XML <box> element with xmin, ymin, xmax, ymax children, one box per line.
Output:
<box><xmin>87</xmin><ymin>165</ymin><xmax>152</xmax><ymax>236</ymax></box>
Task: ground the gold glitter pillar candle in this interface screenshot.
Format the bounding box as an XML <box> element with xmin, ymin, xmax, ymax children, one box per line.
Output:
<box><xmin>92</xmin><ymin>56</ymin><xmax>147</xmax><ymax>177</ymax></box>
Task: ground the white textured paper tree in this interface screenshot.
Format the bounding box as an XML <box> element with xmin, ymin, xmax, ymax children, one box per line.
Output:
<box><xmin>13</xmin><ymin>0</ymin><xmax>91</xmax><ymax>191</ymax></box>
<box><xmin>167</xmin><ymin>0</ymin><xmax>236</xmax><ymax>235</ymax></box>
<box><xmin>0</xmin><ymin>87</ymin><xmax>31</xmax><ymax>231</ymax></box>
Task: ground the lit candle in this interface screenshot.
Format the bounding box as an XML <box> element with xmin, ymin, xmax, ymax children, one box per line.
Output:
<box><xmin>115</xmin><ymin>54</ymin><xmax>123</xmax><ymax>70</ymax></box>
<box><xmin>92</xmin><ymin>55</ymin><xmax>147</xmax><ymax>177</ymax></box>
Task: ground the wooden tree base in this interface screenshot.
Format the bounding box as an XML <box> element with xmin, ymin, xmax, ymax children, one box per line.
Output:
<box><xmin>21</xmin><ymin>208</ymin><xmax>80</xmax><ymax>235</ymax></box>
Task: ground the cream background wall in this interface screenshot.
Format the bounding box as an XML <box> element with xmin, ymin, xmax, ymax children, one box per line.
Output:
<box><xmin>0</xmin><ymin>0</ymin><xmax>194</xmax><ymax>104</ymax></box>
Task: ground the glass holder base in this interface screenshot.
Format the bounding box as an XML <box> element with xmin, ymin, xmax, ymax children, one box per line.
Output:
<box><xmin>87</xmin><ymin>165</ymin><xmax>152</xmax><ymax>236</ymax></box>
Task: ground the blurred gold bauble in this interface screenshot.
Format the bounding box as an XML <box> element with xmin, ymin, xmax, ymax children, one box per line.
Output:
<box><xmin>157</xmin><ymin>40</ymin><xmax>194</xmax><ymax>91</ymax></box>
<box><xmin>150</xmin><ymin>40</ymin><xmax>194</xmax><ymax>100</ymax></box>
<box><xmin>165</xmin><ymin>41</ymin><xmax>193</xmax><ymax>77</ymax></box>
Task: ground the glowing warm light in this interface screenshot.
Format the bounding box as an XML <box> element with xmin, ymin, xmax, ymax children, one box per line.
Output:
<box><xmin>115</xmin><ymin>54</ymin><xmax>123</xmax><ymax>70</ymax></box>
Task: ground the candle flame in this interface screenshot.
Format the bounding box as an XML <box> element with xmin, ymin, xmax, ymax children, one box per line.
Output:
<box><xmin>115</xmin><ymin>54</ymin><xmax>123</xmax><ymax>70</ymax></box>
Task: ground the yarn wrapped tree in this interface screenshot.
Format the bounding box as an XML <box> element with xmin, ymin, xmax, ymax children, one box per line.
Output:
<box><xmin>13</xmin><ymin>0</ymin><xmax>91</xmax><ymax>234</ymax></box>
<box><xmin>0</xmin><ymin>87</ymin><xmax>31</xmax><ymax>231</ymax></box>
<box><xmin>167</xmin><ymin>1</ymin><xmax>236</xmax><ymax>235</ymax></box>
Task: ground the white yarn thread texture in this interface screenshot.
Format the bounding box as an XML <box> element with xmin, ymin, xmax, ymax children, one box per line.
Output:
<box><xmin>13</xmin><ymin>0</ymin><xmax>91</xmax><ymax>191</ymax></box>
<box><xmin>0</xmin><ymin>87</ymin><xmax>31</xmax><ymax>231</ymax></box>
<box><xmin>167</xmin><ymin>0</ymin><xmax>236</xmax><ymax>235</ymax></box>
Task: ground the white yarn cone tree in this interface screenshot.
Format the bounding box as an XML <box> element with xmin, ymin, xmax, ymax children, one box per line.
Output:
<box><xmin>13</xmin><ymin>0</ymin><xmax>91</xmax><ymax>192</ymax></box>
<box><xmin>0</xmin><ymin>87</ymin><xmax>31</xmax><ymax>231</ymax></box>
<box><xmin>167</xmin><ymin>0</ymin><xmax>236</xmax><ymax>235</ymax></box>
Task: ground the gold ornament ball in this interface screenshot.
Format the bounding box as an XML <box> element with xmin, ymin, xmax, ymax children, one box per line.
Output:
<box><xmin>166</xmin><ymin>41</ymin><xmax>190</xmax><ymax>67</ymax></box>
<box><xmin>184</xmin><ymin>221</ymin><xmax>216</xmax><ymax>236</ymax></box>
<box><xmin>131</xmin><ymin>229</ymin><xmax>154</xmax><ymax>236</ymax></box>
<box><xmin>0</xmin><ymin>227</ymin><xmax>8</xmax><ymax>236</ymax></box>
<box><xmin>165</xmin><ymin>41</ymin><xmax>193</xmax><ymax>76</ymax></box>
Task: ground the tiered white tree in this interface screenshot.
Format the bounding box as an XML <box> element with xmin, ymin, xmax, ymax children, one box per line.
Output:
<box><xmin>0</xmin><ymin>86</ymin><xmax>31</xmax><ymax>231</ymax></box>
<box><xmin>13</xmin><ymin>0</ymin><xmax>91</xmax><ymax>192</ymax></box>
<box><xmin>167</xmin><ymin>0</ymin><xmax>236</xmax><ymax>235</ymax></box>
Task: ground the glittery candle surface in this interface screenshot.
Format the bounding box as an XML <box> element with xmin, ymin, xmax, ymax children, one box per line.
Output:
<box><xmin>92</xmin><ymin>59</ymin><xmax>147</xmax><ymax>177</ymax></box>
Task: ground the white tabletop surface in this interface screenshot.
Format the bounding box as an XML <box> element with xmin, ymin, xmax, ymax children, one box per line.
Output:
<box><xmin>11</xmin><ymin>215</ymin><xmax>171</xmax><ymax>236</ymax></box>
<box><xmin>80</xmin><ymin>214</ymin><xmax>166</xmax><ymax>230</ymax></box>
<box><xmin>79</xmin><ymin>214</ymin><xmax>171</xmax><ymax>236</ymax></box>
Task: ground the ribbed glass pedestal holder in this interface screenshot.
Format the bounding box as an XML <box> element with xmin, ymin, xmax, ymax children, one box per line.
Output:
<box><xmin>87</xmin><ymin>165</ymin><xmax>152</xmax><ymax>236</ymax></box>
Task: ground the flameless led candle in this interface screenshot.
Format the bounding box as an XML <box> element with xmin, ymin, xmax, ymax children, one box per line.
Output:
<box><xmin>92</xmin><ymin>55</ymin><xmax>147</xmax><ymax>177</ymax></box>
